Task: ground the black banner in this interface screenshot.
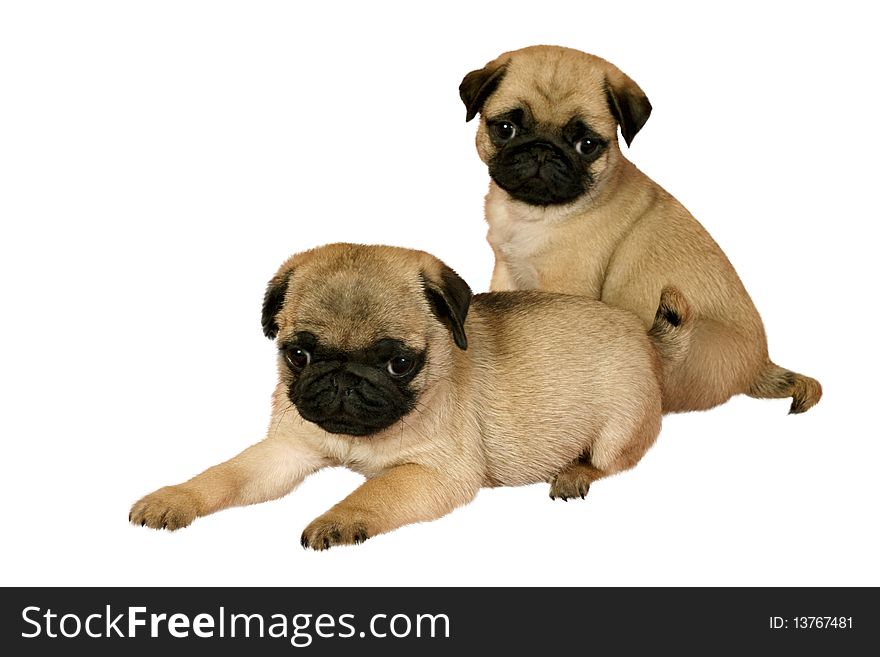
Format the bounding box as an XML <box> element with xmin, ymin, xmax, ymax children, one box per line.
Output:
<box><xmin>1</xmin><ymin>587</ymin><xmax>872</xmax><ymax>654</ymax></box>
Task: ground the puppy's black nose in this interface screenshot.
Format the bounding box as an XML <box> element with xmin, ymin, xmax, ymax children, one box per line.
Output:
<box><xmin>532</xmin><ymin>142</ymin><xmax>556</xmax><ymax>164</ymax></box>
<box><xmin>336</xmin><ymin>371</ymin><xmax>360</xmax><ymax>397</ymax></box>
<box><xmin>522</xmin><ymin>140</ymin><xmax>565</xmax><ymax>165</ymax></box>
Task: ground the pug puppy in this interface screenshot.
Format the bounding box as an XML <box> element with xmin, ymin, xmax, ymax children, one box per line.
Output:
<box><xmin>460</xmin><ymin>45</ymin><xmax>821</xmax><ymax>414</ymax></box>
<box><xmin>130</xmin><ymin>243</ymin><xmax>689</xmax><ymax>549</ymax></box>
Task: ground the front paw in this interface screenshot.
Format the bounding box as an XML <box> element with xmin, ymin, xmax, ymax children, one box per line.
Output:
<box><xmin>129</xmin><ymin>485</ymin><xmax>199</xmax><ymax>530</ymax></box>
<box><xmin>301</xmin><ymin>513</ymin><xmax>369</xmax><ymax>551</ymax></box>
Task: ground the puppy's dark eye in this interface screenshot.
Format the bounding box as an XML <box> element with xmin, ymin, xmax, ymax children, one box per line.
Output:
<box><xmin>490</xmin><ymin>121</ymin><xmax>517</xmax><ymax>142</ymax></box>
<box><xmin>285</xmin><ymin>346</ymin><xmax>311</xmax><ymax>371</ymax></box>
<box><xmin>387</xmin><ymin>356</ymin><xmax>415</xmax><ymax>377</ymax></box>
<box><xmin>575</xmin><ymin>138</ymin><xmax>602</xmax><ymax>158</ymax></box>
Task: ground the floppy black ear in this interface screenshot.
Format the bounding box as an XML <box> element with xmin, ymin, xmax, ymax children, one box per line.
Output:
<box><xmin>459</xmin><ymin>62</ymin><xmax>508</xmax><ymax>122</ymax></box>
<box><xmin>261</xmin><ymin>270</ymin><xmax>292</xmax><ymax>339</ymax></box>
<box><xmin>421</xmin><ymin>266</ymin><xmax>473</xmax><ymax>350</ymax></box>
<box><xmin>604</xmin><ymin>75</ymin><xmax>652</xmax><ymax>147</ymax></box>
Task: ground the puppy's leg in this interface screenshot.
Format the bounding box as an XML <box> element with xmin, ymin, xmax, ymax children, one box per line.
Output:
<box><xmin>550</xmin><ymin>410</ymin><xmax>661</xmax><ymax>501</ymax></box>
<box><xmin>746</xmin><ymin>361</ymin><xmax>822</xmax><ymax>414</ymax></box>
<box><xmin>549</xmin><ymin>456</ymin><xmax>601</xmax><ymax>500</ymax></box>
<box><xmin>130</xmin><ymin>438</ymin><xmax>327</xmax><ymax>530</ymax></box>
<box><xmin>489</xmin><ymin>258</ymin><xmax>517</xmax><ymax>291</ymax></box>
<box><xmin>661</xmin><ymin>318</ymin><xmax>763</xmax><ymax>413</ymax></box>
<box><xmin>648</xmin><ymin>285</ymin><xmax>694</xmax><ymax>368</ymax></box>
<box><xmin>301</xmin><ymin>464</ymin><xmax>479</xmax><ymax>550</ymax></box>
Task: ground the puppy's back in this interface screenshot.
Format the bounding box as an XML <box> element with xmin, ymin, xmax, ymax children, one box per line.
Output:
<box><xmin>471</xmin><ymin>290</ymin><xmax>658</xmax><ymax>373</ymax></box>
<box><xmin>466</xmin><ymin>291</ymin><xmax>662</xmax><ymax>485</ymax></box>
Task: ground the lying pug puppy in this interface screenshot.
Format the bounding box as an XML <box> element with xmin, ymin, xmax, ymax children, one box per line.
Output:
<box><xmin>130</xmin><ymin>243</ymin><xmax>689</xmax><ymax>549</ymax></box>
<box><xmin>460</xmin><ymin>45</ymin><xmax>821</xmax><ymax>414</ymax></box>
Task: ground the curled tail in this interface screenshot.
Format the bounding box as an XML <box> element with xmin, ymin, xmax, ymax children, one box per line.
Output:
<box><xmin>648</xmin><ymin>286</ymin><xmax>694</xmax><ymax>367</ymax></box>
<box><xmin>747</xmin><ymin>362</ymin><xmax>822</xmax><ymax>414</ymax></box>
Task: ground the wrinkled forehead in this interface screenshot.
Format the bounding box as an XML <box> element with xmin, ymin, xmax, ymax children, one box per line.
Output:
<box><xmin>280</xmin><ymin>264</ymin><xmax>429</xmax><ymax>351</ymax></box>
<box><xmin>485</xmin><ymin>56</ymin><xmax>617</xmax><ymax>136</ymax></box>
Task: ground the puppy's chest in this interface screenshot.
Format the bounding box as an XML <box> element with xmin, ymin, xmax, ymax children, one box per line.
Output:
<box><xmin>488</xmin><ymin>216</ymin><xmax>550</xmax><ymax>288</ymax></box>
<box><xmin>315</xmin><ymin>431</ymin><xmax>424</xmax><ymax>477</ymax></box>
<box><xmin>486</xmin><ymin>203</ymin><xmax>610</xmax><ymax>297</ymax></box>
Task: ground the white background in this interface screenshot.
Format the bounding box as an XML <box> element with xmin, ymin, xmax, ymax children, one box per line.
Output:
<box><xmin>1</xmin><ymin>1</ymin><xmax>877</xmax><ymax>587</ymax></box>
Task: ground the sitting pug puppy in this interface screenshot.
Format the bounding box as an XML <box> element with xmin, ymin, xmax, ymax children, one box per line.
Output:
<box><xmin>460</xmin><ymin>45</ymin><xmax>821</xmax><ymax>414</ymax></box>
<box><xmin>130</xmin><ymin>243</ymin><xmax>689</xmax><ymax>549</ymax></box>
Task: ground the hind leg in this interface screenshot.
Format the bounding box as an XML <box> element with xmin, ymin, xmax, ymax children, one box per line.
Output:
<box><xmin>549</xmin><ymin>456</ymin><xmax>604</xmax><ymax>500</ymax></box>
<box><xmin>746</xmin><ymin>361</ymin><xmax>822</xmax><ymax>413</ymax></box>
<box><xmin>662</xmin><ymin>318</ymin><xmax>765</xmax><ymax>413</ymax></box>
<box><xmin>550</xmin><ymin>408</ymin><xmax>661</xmax><ymax>501</ymax></box>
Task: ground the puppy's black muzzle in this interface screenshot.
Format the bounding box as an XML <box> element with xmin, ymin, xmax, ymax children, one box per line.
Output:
<box><xmin>290</xmin><ymin>362</ymin><xmax>412</xmax><ymax>437</ymax></box>
<box><xmin>489</xmin><ymin>138</ymin><xmax>585</xmax><ymax>206</ymax></box>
